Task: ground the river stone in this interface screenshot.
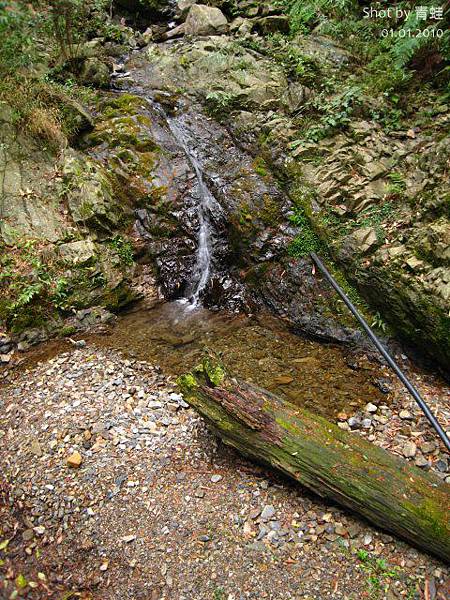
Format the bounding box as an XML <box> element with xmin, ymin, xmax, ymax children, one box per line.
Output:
<box><xmin>260</xmin><ymin>505</ymin><xmax>275</xmax><ymax>521</ymax></box>
<box><xmin>402</xmin><ymin>441</ymin><xmax>417</xmax><ymax>458</ymax></box>
<box><xmin>184</xmin><ymin>5</ymin><xmax>228</xmax><ymax>36</ymax></box>
<box><xmin>67</xmin><ymin>451</ymin><xmax>83</xmax><ymax>468</ymax></box>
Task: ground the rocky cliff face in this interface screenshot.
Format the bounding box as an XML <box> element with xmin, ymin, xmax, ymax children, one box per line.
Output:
<box><xmin>1</xmin><ymin>1</ymin><xmax>448</xmax><ymax>371</ymax></box>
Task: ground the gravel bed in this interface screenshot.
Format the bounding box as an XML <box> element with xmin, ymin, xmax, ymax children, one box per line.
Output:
<box><xmin>0</xmin><ymin>345</ymin><xmax>448</xmax><ymax>599</ymax></box>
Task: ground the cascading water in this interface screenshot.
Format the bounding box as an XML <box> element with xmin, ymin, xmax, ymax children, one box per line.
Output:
<box><xmin>166</xmin><ymin>117</ymin><xmax>221</xmax><ymax>308</ymax></box>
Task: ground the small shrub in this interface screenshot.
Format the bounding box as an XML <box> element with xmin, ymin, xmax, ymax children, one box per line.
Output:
<box><xmin>291</xmin><ymin>85</ymin><xmax>362</xmax><ymax>143</ymax></box>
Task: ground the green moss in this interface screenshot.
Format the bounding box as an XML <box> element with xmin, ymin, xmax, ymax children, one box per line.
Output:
<box><xmin>253</xmin><ymin>157</ymin><xmax>269</xmax><ymax>177</ymax></box>
<box><xmin>275</xmin><ymin>417</ymin><xmax>301</xmax><ymax>435</ymax></box>
<box><xmin>287</xmin><ymin>207</ymin><xmax>322</xmax><ymax>257</ymax></box>
<box><xmin>203</xmin><ymin>358</ymin><xmax>226</xmax><ymax>387</ymax></box>
<box><xmin>60</xmin><ymin>325</ymin><xmax>77</xmax><ymax>337</ymax></box>
<box><xmin>101</xmin><ymin>93</ymin><xmax>147</xmax><ymax>118</ymax></box>
<box><xmin>177</xmin><ymin>373</ymin><xmax>199</xmax><ymax>391</ymax></box>
<box><xmin>259</xmin><ymin>194</ymin><xmax>283</xmax><ymax>226</ymax></box>
<box><xmin>405</xmin><ymin>497</ymin><xmax>449</xmax><ymax>540</ymax></box>
<box><xmin>101</xmin><ymin>283</ymin><xmax>135</xmax><ymax>311</ymax></box>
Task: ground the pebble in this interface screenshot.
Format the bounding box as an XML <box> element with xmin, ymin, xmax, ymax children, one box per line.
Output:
<box><xmin>399</xmin><ymin>410</ymin><xmax>413</xmax><ymax>420</ymax></box>
<box><xmin>365</xmin><ymin>403</ymin><xmax>377</xmax><ymax>413</ymax></box>
<box><xmin>415</xmin><ymin>455</ymin><xmax>429</xmax><ymax>468</ymax></box>
<box><xmin>30</xmin><ymin>439</ymin><xmax>43</xmax><ymax>457</ymax></box>
<box><xmin>260</xmin><ymin>505</ymin><xmax>275</xmax><ymax>521</ymax></box>
<box><xmin>67</xmin><ymin>451</ymin><xmax>83</xmax><ymax>468</ymax></box>
<box><xmin>211</xmin><ymin>474</ymin><xmax>222</xmax><ymax>483</ymax></box>
<box><xmin>402</xmin><ymin>441</ymin><xmax>417</xmax><ymax>458</ymax></box>
<box><xmin>334</xmin><ymin>523</ymin><xmax>347</xmax><ymax>536</ymax></box>
<box><xmin>348</xmin><ymin>417</ymin><xmax>360</xmax><ymax>429</ymax></box>
<box><xmin>22</xmin><ymin>529</ymin><xmax>34</xmax><ymax>542</ymax></box>
<box><xmin>435</xmin><ymin>459</ymin><xmax>448</xmax><ymax>473</ymax></box>
<box><xmin>122</xmin><ymin>535</ymin><xmax>136</xmax><ymax>543</ymax></box>
<box><xmin>421</xmin><ymin>441</ymin><xmax>436</xmax><ymax>454</ymax></box>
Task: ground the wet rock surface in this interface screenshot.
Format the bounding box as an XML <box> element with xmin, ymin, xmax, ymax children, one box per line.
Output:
<box><xmin>1</xmin><ymin>343</ymin><xmax>449</xmax><ymax>599</ymax></box>
<box><xmin>97</xmin><ymin>76</ymin><xmax>368</xmax><ymax>340</ymax></box>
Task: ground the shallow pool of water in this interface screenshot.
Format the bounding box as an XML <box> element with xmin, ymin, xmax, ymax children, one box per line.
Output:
<box><xmin>89</xmin><ymin>301</ymin><xmax>385</xmax><ymax>418</ymax></box>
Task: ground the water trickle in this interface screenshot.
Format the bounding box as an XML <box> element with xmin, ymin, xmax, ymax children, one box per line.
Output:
<box><xmin>166</xmin><ymin>117</ymin><xmax>221</xmax><ymax>308</ymax></box>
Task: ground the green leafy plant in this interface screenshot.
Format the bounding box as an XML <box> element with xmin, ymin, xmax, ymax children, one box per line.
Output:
<box><xmin>213</xmin><ymin>588</ymin><xmax>226</xmax><ymax>600</ymax></box>
<box><xmin>109</xmin><ymin>235</ymin><xmax>135</xmax><ymax>266</ymax></box>
<box><xmin>371</xmin><ymin>312</ymin><xmax>387</xmax><ymax>333</ymax></box>
<box><xmin>267</xmin><ymin>34</ymin><xmax>322</xmax><ymax>85</ymax></box>
<box><xmin>356</xmin><ymin>548</ymin><xmax>400</xmax><ymax>598</ymax></box>
<box><xmin>386</xmin><ymin>172</ymin><xmax>406</xmax><ymax>197</ymax></box>
<box><xmin>285</xmin><ymin>0</ymin><xmax>357</xmax><ymax>34</ymax></box>
<box><xmin>0</xmin><ymin>1</ymin><xmax>39</xmax><ymax>77</ymax></box>
<box><xmin>205</xmin><ymin>91</ymin><xmax>241</xmax><ymax>118</ymax></box>
<box><xmin>291</xmin><ymin>85</ymin><xmax>362</xmax><ymax>144</ymax></box>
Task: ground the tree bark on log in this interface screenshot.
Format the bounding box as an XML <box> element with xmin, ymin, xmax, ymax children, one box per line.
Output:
<box><xmin>178</xmin><ymin>357</ymin><xmax>450</xmax><ymax>562</ymax></box>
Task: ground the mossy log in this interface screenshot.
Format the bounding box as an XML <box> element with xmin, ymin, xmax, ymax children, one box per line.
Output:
<box><xmin>178</xmin><ymin>357</ymin><xmax>450</xmax><ymax>562</ymax></box>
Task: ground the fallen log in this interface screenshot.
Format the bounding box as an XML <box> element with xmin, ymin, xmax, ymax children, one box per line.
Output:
<box><xmin>178</xmin><ymin>357</ymin><xmax>450</xmax><ymax>562</ymax></box>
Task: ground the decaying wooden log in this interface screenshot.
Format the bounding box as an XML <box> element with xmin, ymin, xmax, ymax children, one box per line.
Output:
<box><xmin>178</xmin><ymin>356</ymin><xmax>450</xmax><ymax>561</ymax></box>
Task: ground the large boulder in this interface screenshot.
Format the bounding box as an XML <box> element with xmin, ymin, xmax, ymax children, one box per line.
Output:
<box><xmin>184</xmin><ymin>4</ymin><xmax>228</xmax><ymax>36</ymax></box>
<box><xmin>253</xmin><ymin>15</ymin><xmax>290</xmax><ymax>35</ymax></box>
<box><xmin>62</xmin><ymin>154</ymin><xmax>125</xmax><ymax>234</ymax></box>
<box><xmin>79</xmin><ymin>58</ymin><xmax>110</xmax><ymax>88</ymax></box>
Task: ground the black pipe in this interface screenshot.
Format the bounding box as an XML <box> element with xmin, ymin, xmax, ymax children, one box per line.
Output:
<box><xmin>310</xmin><ymin>252</ymin><xmax>450</xmax><ymax>453</ymax></box>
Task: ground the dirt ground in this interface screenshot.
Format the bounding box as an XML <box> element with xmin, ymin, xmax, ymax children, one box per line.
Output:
<box><xmin>0</xmin><ymin>343</ymin><xmax>449</xmax><ymax>599</ymax></box>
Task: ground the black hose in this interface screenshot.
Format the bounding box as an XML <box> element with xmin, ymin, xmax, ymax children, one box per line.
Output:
<box><xmin>310</xmin><ymin>252</ymin><xmax>450</xmax><ymax>453</ymax></box>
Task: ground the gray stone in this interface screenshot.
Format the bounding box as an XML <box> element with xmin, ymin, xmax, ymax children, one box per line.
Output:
<box><xmin>349</xmin><ymin>227</ymin><xmax>379</xmax><ymax>255</ymax></box>
<box><xmin>435</xmin><ymin>459</ymin><xmax>448</xmax><ymax>473</ymax></box>
<box><xmin>421</xmin><ymin>441</ymin><xmax>436</xmax><ymax>454</ymax></box>
<box><xmin>80</xmin><ymin>58</ymin><xmax>110</xmax><ymax>88</ymax></box>
<box><xmin>184</xmin><ymin>5</ymin><xmax>228</xmax><ymax>36</ymax></box>
<box><xmin>253</xmin><ymin>16</ymin><xmax>290</xmax><ymax>35</ymax></box>
<box><xmin>399</xmin><ymin>410</ymin><xmax>413</xmax><ymax>420</ymax></box>
<box><xmin>402</xmin><ymin>441</ymin><xmax>417</xmax><ymax>458</ymax></box>
<box><xmin>260</xmin><ymin>504</ymin><xmax>276</xmax><ymax>521</ymax></box>
<box><xmin>58</xmin><ymin>240</ymin><xmax>97</xmax><ymax>266</ymax></box>
<box><xmin>348</xmin><ymin>416</ymin><xmax>360</xmax><ymax>429</ymax></box>
<box><xmin>415</xmin><ymin>455</ymin><xmax>430</xmax><ymax>468</ymax></box>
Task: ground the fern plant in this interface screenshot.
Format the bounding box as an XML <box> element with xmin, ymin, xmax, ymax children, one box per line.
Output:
<box><xmin>284</xmin><ymin>0</ymin><xmax>358</xmax><ymax>34</ymax></box>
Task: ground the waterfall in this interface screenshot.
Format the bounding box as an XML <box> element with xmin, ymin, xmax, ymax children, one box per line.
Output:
<box><xmin>166</xmin><ymin>117</ymin><xmax>219</xmax><ymax>308</ymax></box>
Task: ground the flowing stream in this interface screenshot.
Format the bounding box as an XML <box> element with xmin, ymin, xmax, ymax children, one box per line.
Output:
<box><xmin>165</xmin><ymin>116</ymin><xmax>221</xmax><ymax>308</ymax></box>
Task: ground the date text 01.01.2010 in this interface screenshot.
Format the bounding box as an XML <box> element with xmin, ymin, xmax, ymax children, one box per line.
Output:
<box><xmin>381</xmin><ymin>28</ymin><xmax>444</xmax><ymax>38</ymax></box>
